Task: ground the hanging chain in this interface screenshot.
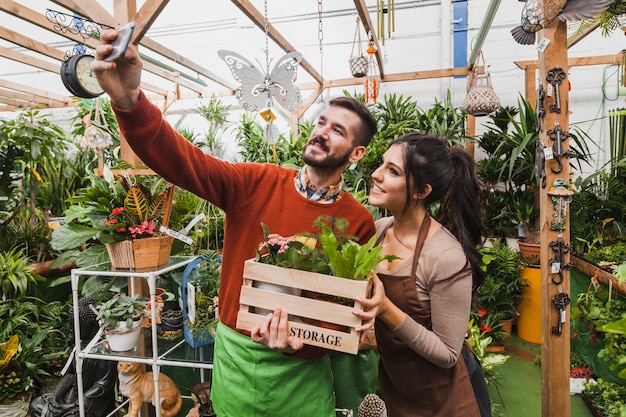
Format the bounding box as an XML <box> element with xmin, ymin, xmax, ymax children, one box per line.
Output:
<box><xmin>263</xmin><ymin>0</ymin><xmax>271</xmax><ymax>110</ymax></box>
<box><xmin>318</xmin><ymin>0</ymin><xmax>324</xmax><ymax>81</ymax></box>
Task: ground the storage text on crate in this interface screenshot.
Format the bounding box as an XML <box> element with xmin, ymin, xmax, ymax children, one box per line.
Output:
<box><xmin>237</xmin><ymin>259</ymin><xmax>371</xmax><ymax>354</ymax></box>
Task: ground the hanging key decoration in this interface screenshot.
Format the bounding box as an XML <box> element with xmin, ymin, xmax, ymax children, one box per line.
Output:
<box><xmin>536</xmin><ymin>84</ymin><xmax>546</xmax><ymax>131</ymax></box>
<box><xmin>546</xmin><ymin>67</ymin><xmax>566</xmax><ymax>114</ymax></box>
<box><xmin>547</xmin><ymin>121</ymin><xmax>570</xmax><ymax>174</ymax></box>
<box><xmin>551</xmin><ymin>287</ymin><xmax>570</xmax><ymax>336</ymax></box>
<box><xmin>535</xmin><ymin>139</ymin><xmax>547</xmax><ymax>189</ymax></box>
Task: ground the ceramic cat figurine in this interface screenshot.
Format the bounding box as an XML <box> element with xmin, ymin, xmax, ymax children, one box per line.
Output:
<box><xmin>117</xmin><ymin>361</ymin><xmax>182</xmax><ymax>417</ymax></box>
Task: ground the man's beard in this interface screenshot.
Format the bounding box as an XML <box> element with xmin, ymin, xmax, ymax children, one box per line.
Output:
<box><xmin>302</xmin><ymin>138</ymin><xmax>352</xmax><ymax>170</ymax></box>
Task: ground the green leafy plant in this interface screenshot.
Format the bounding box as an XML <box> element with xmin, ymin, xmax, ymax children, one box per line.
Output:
<box><xmin>318</xmin><ymin>222</ymin><xmax>399</xmax><ymax>280</ymax></box>
<box><xmin>477</xmin><ymin>242</ymin><xmax>527</xmax><ymax>319</ymax></box>
<box><xmin>0</xmin><ymin>247</ymin><xmax>45</xmax><ymax>300</ymax></box>
<box><xmin>466</xmin><ymin>319</ymin><xmax>509</xmax><ymax>384</ymax></box>
<box><xmin>582</xmin><ymin>378</ymin><xmax>626</xmax><ymax>417</ymax></box>
<box><xmin>186</xmin><ymin>250</ymin><xmax>221</xmax><ymax>339</ymax></box>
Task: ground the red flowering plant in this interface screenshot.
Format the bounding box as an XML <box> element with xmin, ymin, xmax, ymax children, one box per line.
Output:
<box><xmin>98</xmin><ymin>174</ymin><xmax>171</xmax><ymax>243</ymax></box>
<box><xmin>470</xmin><ymin>307</ymin><xmax>506</xmax><ymax>343</ymax></box>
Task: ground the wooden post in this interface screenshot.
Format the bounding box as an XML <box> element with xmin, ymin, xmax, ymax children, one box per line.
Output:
<box><xmin>537</xmin><ymin>8</ymin><xmax>570</xmax><ymax>417</ymax></box>
<box><xmin>114</xmin><ymin>0</ymin><xmax>141</xmax><ymax>168</ymax></box>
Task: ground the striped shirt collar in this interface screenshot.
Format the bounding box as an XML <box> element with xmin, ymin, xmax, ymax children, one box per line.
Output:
<box><xmin>295</xmin><ymin>166</ymin><xmax>344</xmax><ymax>203</ymax></box>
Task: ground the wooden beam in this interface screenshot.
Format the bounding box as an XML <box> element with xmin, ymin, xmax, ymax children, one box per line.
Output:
<box><xmin>515</xmin><ymin>52</ymin><xmax>625</xmax><ymax>69</ymax></box>
<box><xmin>51</xmin><ymin>0</ymin><xmax>236</xmax><ymax>90</ymax></box>
<box><xmin>0</xmin><ymin>79</ymin><xmax>72</xmax><ymax>104</ymax></box>
<box><xmin>353</xmin><ymin>0</ymin><xmax>385</xmax><ymax>78</ymax></box>
<box><xmin>0</xmin><ymin>45</ymin><xmax>61</xmax><ymax>73</ymax></box>
<box><xmin>230</xmin><ymin>0</ymin><xmax>323</xmax><ymax>85</ymax></box>
<box><xmin>134</xmin><ymin>0</ymin><xmax>169</xmax><ymax>44</ymax></box>
<box><xmin>538</xmin><ymin>12</ymin><xmax>570</xmax><ymax>417</ymax></box>
<box><xmin>567</xmin><ymin>20</ymin><xmax>600</xmax><ymax>48</ymax></box>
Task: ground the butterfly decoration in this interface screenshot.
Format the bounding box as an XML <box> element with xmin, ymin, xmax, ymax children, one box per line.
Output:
<box><xmin>218</xmin><ymin>50</ymin><xmax>303</xmax><ymax>112</ymax></box>
<box><xmin>511</xmin><ymin>0</ymin><xmax>615</xmax><ymax>45</ymax></box>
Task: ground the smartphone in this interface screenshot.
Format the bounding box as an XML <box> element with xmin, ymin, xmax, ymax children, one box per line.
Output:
<box><xmin>104</xmin><ymin>21</ymin><xmax>136</xmax><ymax>62</ymax></box>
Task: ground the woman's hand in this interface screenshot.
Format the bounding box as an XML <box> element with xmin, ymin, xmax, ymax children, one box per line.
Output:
<box><xmin>353</xmin><ymin>275</ymin><xmax>387</xmax><ymax>333</ymax></box>
<box><xmin>250</xmin><ymin>307</ymin><xmax>303</xmax><ymax>353</ymax></box>
<box><xmin>91</xmin><ymin>28</ymin><xmax>142</xmax><ymax>109</ymax></box>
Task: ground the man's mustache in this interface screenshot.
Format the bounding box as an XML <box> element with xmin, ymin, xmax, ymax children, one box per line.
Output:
<box><xmin>308</xmin><ymin>137</ymin><xmax>329</xmax><ymax>152</ymax></box>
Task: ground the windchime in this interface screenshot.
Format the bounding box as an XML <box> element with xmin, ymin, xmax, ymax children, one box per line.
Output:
<box><xmin>376</xmin><ymin>0</ymin><xmax>395</xmax><ymax>45</ymax></box>
<box><xmin>365</xmin><ymin>38</ymin><xmax>379</xmax><ymax>104</ymax></box>
<box><xmin>349</xmin><ymin>17</ymin><xmax>368</xmax><ymax>78</ymax></box>
<box><xmin>461</xmin><ymin>51</ymin><xmax>500</xmax><ymax>117</ymax></box>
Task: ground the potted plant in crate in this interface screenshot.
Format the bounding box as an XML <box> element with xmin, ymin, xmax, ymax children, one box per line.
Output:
<box><xmin>238</xmin><ymin>215</ymin><xmax>398</xmax><ymax>354</ymax></box>
<box><xmin>93</xmin><ymin>293</ymin><xmax>147</xmax><ymax>351</ymax></box>
<box><xmin>102</xmin><ymin>173</ymin><xmax>175</xmax><ymax>270</ymax></box>
<box><xmin>51</xmin><ymin>172</ymin><xmax>176</xmax><ymax>270</ymax></box>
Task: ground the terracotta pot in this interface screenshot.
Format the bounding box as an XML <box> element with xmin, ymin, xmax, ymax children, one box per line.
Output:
<box><xmin>518</xmin><ymin>240</ymin><xmax>540</xmax><ymax>265</ymax></box>
<box><xmin>499</xmin><ymin>318</ymin><xmax>514</xmax><ymax>336</ymax></box>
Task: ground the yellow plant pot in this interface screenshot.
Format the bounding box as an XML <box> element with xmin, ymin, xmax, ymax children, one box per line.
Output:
<box><xmin>516</xmin><ymin>265</ymin><xmax>542</xmax><ymax>344</ymax></box>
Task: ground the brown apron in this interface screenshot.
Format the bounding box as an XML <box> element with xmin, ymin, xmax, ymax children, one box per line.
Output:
<box><xmin>374</xmin><ymin>216</ymin><xmax>481</xmax><ymax>417</ymax></box>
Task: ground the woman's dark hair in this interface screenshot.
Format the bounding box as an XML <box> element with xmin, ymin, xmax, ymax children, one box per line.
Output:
<box><xmin>328</xmin><ymin>96</ymin><xmax>378</xmax><ymax>148</ymax></box>
<box><xmin>393</xmin><ymin>132</ymin><xmax>485</xmax><ymax>288</ymax></box>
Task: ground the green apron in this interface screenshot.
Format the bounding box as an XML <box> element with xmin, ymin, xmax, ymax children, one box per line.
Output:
<box><xmin>211</xmin><ymin>322</ymin><xmax>335</xmax><ymax>417</ymax></box>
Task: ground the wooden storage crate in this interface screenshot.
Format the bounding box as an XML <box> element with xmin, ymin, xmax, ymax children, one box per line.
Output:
<box><xmin>237</xmin><ymin>259</ymin><xmax>371</xmax><ymax>354</ymax></box>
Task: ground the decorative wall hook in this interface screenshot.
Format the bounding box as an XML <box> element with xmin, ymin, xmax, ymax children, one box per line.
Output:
<box><xmin>547</xmin><ymin>179</ymin><xmax>574</xmax><ymax>231</ymax></box>
<box><xmin>46</xmin><ymin>9</ymin><xmax>111</xmax><ymax>57</ymax></box>
<box><xmin>547</xmin><ymin>121</ymin><xmax>571</xmax><ymax>173</ymax></box>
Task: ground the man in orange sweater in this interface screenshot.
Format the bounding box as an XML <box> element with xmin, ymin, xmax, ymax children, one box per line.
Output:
<box><xmin>93</xmin><ymin>29</ymin><xmax>379</xmax><ymax>417</ymax></box>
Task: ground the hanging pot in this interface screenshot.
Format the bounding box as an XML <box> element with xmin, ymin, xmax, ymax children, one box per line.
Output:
<box><xmin>348</xmin><ymin>16</ymin><xmax>368</xmax><ymax>78</ymax></box>
<box><xmin>349</xmin><ymin>56</ymin><xmax>368</xmax><ymax>78</ymax></box>
<box><xmin>462</xmin><ymin>72</ymin><xmax>501</xmax><ymax>117</ymax></box>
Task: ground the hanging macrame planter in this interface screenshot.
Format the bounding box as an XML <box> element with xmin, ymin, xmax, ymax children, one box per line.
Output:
<box><xmin>462</xmin><ymin>52</ymin><xmax>501</xmax><ymax>117</ymax></box>
<box><xmin>349</xmin><ymin>17</ymin><xmax>368</xmax><ymax>78</ymax></box>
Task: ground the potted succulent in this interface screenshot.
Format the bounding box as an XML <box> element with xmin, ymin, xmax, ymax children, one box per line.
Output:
<box><xmin>93</xmin><ymin>293</ymin><xmax>147</xmax><ymax>351</ymax></box>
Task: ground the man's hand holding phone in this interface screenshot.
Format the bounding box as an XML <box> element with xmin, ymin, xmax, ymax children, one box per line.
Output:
<box><xmin>91</xmin><ymin>21</ymin><xmax>142</xmax><ymax>109</ymax></box>
<box><xmin>104</xmin><ymin>21</ymin><xmax>136</xmax><ymax>62</ymax></box>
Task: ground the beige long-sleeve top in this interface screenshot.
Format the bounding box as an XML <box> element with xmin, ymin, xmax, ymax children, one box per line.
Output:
<box><xmin>375</xmin><ymin>217</ymin><xmax>473</xmax><ymax>368</ymax></box>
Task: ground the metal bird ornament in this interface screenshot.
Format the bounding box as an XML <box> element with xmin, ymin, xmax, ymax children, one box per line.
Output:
<box><xmin>218</xmin><ymin>50</ymin><xmax>302</xmax><ymax>112</ymax></box>
<box><xmin>511</xmin><ymin>0</ymin><xmax>615</xmax><ymax>45</ymax></box>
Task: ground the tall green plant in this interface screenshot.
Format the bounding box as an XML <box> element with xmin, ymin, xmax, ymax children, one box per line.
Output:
<box><xmin>0</xmin><ymin>108</ymin><xmax>73</xmax><ymax>228</ymax></box>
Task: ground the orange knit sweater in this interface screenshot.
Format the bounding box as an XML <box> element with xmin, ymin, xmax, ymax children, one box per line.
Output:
<box><xmin>113</xmin><ymin>93</ymin><xmax>376</xmax><ymax>355</ymax></box>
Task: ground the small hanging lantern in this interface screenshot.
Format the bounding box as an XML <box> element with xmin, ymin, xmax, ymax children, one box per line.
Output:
<box><xmin>365</xmin><ymin>39</ymin><xmax>378</xmax><ymax>104</ymax></box>
<box><xmin>349</xmin><ymin>17</ymin><xmax>368</xmax><ymax>78</ymax></box>
<box><xmin>462</xmin><ymin>51</ymin><xmax>501</xmax><ymax>117</ymax></box>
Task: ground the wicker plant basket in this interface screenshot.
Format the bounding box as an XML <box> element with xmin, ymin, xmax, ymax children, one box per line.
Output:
<box><xmin>462</xmin><ymin>72</ymin><xmax>501</xmax><ymax>117</ymax></box>
<box><xmin>0</xmin><ymin>393</ymin><xmax>31</xmax><ymax>417</ymax></box>
<box><xmin>349</xmin><ymin>56</ymin><xmax>368</xmax><ymax>78</ymax></box>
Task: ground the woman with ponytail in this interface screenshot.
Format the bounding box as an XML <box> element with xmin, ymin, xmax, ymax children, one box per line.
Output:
<box><xmin>356</xmin><ymin>132</ymin><xmax>491</xmax><ymax>417</ymax></box>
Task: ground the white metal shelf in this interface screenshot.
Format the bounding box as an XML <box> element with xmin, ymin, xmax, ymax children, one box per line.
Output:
<box><xmin>71</xmin><ymin>256</ymin><xmax>211</xmax><ymax>417</ymax></box>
